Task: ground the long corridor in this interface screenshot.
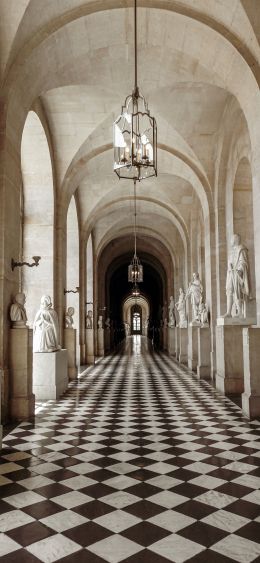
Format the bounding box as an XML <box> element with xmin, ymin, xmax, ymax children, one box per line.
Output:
<box><xmin>1</xmin><ymin>337</ymin><xmax>260</xmax><ymax>563</ymax></box>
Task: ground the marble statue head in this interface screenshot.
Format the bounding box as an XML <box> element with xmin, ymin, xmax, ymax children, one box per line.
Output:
<box><xmin>232</xmin><ymin>233</ymin><xmax>241</xmax><ymax>246</ymax></box>
<box><xmin>15</xmin><ymin>292</ymin><xmax>26</xmax><ymax>306</ymax></box>
<box><xmin>67</xmin><ymin>306</ymin><xmax>75</xmax><ymax>317</ymax></box>
<box><xmin>40</xmin><ymin>295</ymin><xmax>52</xmax><ymax>309</ymax></box>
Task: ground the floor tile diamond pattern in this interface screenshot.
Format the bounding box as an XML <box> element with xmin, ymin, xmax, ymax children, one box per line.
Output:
<box><xmin>1</xmin><ymin>337</ymin><xmax>260</xmax><ymax>562</ymax></box>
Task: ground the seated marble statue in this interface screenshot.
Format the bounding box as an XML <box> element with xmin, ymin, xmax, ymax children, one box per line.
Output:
<box><xmin>10</xmin><ymin>292</ymin><xmax>27</xmax><ymax>327</ymax></box>
<box><xmin>65</xmin><ymin>306</ymin><xmax>75</xmax><ymax>328</ymax></box>
<box><xmin>86</xmin><ymin>310</ymin><xmax>93</xmax><ymax>329</ymax></box>
<box><xmin>33</xmin><ymin>295</ymin><xmax>60</xmax><ymax>353</ymax></box>
<box><xmin>198</xmin><ymin>300</ymin><xmax>209</xmax><ymax>326</ymax></box>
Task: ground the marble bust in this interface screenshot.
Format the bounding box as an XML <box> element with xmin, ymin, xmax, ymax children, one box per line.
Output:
<box><xmin>105</xmin><ymin>317</ymin><xmax>111</xmax><ymax>329</ymax></box>
<box><xmin>65</xmin><ymin>306</ymin><xmax>75</xmax><ymax>328</ymax></box>
<box><xmin>33</xmin><ymin>295</ymin><xmax>60</xmax><ymax>353</ymax></box>
<box><xmin>86</xmin><ymin>310</ymin><xmax>93</xmax><ymax>329</ymax></box>
<box><xmin>10</xmin><ymin>292</ymin><xmax>27</xmax><ymax>328</ymax></box>
<box><xmin>186</xmin><ymin>272</ymin><xmax>203</xmax><ymax>323</ymax></box>
<box><xmin>98</xmin><ymin>315</ymin><xmax>103</xmax><ymax>329</ymax></box>
<box><xmin>168</xmin><ymin>296</ymin><xmax>176</xmax><ymax>328</ymax></box>
<box><xmin>224</xmin><ymin>233</ymin><xmax>250</xmax><ymax>318</ymax></box>
<box><xmin>175</xmin><ymin>288</ymin><xmax>187</xmax><ymax>328</ymax></box>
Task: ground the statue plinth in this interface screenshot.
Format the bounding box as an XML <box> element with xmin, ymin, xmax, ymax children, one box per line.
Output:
<box><xmin>33</xmin><ymin>349</ymin><xmax>68</xmax><ymax>400</ymax></box>
<box><xmin>64</xmin><ymin>328</ymin><xmax>77</xmax><ymax>380</ymax></box>
<box><xmin>178</xmin><ymin>327</ymin><xmax>188</xmax><ymax>365</ymax></box>
<box><xmin>105</xmin><ymin>327</ymin><xmax>111</xmax><ymax>353</ymax></box>
<box><xmin>98</xmin><ymin>328</ymin><xmax>104</xmax><ymax>357</ymax></box>
<box><xmin>242</xmin><ymin>327</ymin><xmax>260</xmax><ymax>419</ymax></box>
<box><xmin>11</xmin><ymin>320</ymin><xmax>27</xmax><ymax>329</ymax></box>
<box><xmin>188</xmin><ymin>325</ymin><xmax>198</xmax><ymax>371</ymax></box>
<box><xmin>197</xmin><ymin>327</ymin><xmax>211</xmax><ymax>380</ymax></box>
<box><xmin>10</xmin><ymin>327</ymin><xmax>35</xmax><ymax>421</ymax></box>
<box><xmin>217</xmin><ymin>316</ymin><xmax>256</xmax><ymax>326</ymax></box>
<box><xmin>215</xmin><ymin>325</ymin><xmax>244</xmax><ymax>395</ymax></box>
<box><xmin>168</xmin><ymin>325</ymin><xmax>176</xmax><ymax>356</ymax></box>
<box><xmin>86</xmin><ymin>328</ymin><xmax>94</xmax><ymax>364</ymax></box>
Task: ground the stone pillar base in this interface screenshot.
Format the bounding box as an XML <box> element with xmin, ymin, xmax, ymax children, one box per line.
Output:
<box><xmin>64</xmin><ymin>328</ymin><xmax>77</xmax><ymax>380</ymax></box>
<box><xmin>197</xmin><ymin>327</ymin><xmax>211</xmax><ymax>380</ymax></box>
<box><xmin>188</xmin><ymin>325</ymin><xmax>198</xmax><ymax>371</ymax></box>
<box><xmin>179</xmin><ymin>327</ymin><xmax>188</xmax><ymax>365</ymax></box>
<box><xmin>168</xmin><ymin>327</ymin><xmax>176</xmax><ymax>356</ymax></box>
<box><xmin>163</xmin><ymin>325</ymin><xmax>167</xmax><ymax>350</ymax></box>
<box><xmin>98</xmin><ymin>328</ymin><xmax>104</xmax><ymax>357</ymax></box>
<box><xmin>10</xmin><ymin>327</ymin><xmax>35</xmax><ymax>421</ymax></box>
<box><xmin>33</xmin><ymin>349</ymin><xmax>68</xmax><ymax>400</ymax></box>
<box><xmin>215</xmin><ymin>324</ymin><xmax>244</xmax><ymax>395</ymax></box>
<box><xmin>105</xmin><ymin>329</ymin><xmax>111</xmax><ymax>353</ymax></box>
<box><xmin>86</xmin><ymin>329</ymin><xmax>95</xmax><ymax>364</ymax></box>
<box><xmin>242</xmin><ymin>327</ymin><xmax>260</xmax><ymax>419</ymax></box>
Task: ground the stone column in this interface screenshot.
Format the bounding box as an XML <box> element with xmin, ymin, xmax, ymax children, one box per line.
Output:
<box><xmin>9</xmin><ymin>327</ymin><xmax>35</xmax><ymax>420</ymax></box>
<box><xmin>188</xmin><ymin>325</ymin><xmax>199</xmax><ymax>371</ymax></box>
<box><xmin>242</xmin><ymin>327</ymin><xmax>260</xmax><ymax>418</ymax></box>
<box><xmin>197</xmin><ymin>327</ymin><xmax>211</xmax><ymax>379</ymax></box>
<box><xmin>215</xmin><ymin>318</ymin><xmax>245</xmax><ymax>394</ymax></box>
<box><xmin>179</xmin><ymin>327</ymin><xmax>188</xmax><ymax>365</ymax></box>
<box><xmin>168</xmin><ymin>327</ymin><xmax>176</xmax><ymax>356</ymax></box>
<box><xmin>86</xmin><ymin>329</ymin><xmax>95</xmax><ymax>364</ymax></box>
<box><xmin>64</xmin><ymin>328</ymin><xmax>77</xmax><ymax>380</ymax></box>
<box><xmin>97</xmin><ymin>328</ymin><xmax>104</xmax><ymax>357</ymax></box>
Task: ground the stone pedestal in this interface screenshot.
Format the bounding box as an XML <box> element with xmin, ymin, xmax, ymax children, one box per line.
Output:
<box><xmin>168</xmin><ymin>327</ymin><xmax>176</xmax><ymax>356</ymax></box>
<box><xmin>9</xmin><ymin>328</ymin><xmax>35</xmax><ymax>420</ymax></box>
<box><xmin>163</xmin><ymin>324</ymin><xmax>168</xmax><ymax>350</ymax></box>
<box><xmin>215</xmin><ymin>324</ymin><xmax>244</xmax><ymax>394</ymax></box>
<box><xmin>33</xmin><ymin>350</ymin><xmax>68</xmax><ymax>400</ymax></box>
<box><xmin>179</xmin><ymin>327</ymin><xmax>188</xmax><ymax>365</ymax></box>
<box><xmin>188</xmin><ymin>325</ymin><xmax>198</xmax><ymax>371</ymax></box>
<box><xmin>242</xmin><ymin>327</ymin><xmax>260</xmax><ymax>418</ymax></box>
<box><xmin>86</xmin><ymin>329</ymin><xmax>95</xmax><ymax>364</ymax></box>
<box><xmin>105</xmin><ymin>329</ymin><xmax>111</xmax><ymax>353</ymax></box>
<box><xmin>64</xmin><ymin>328</ymin><xmax>77</xmax><ymax>380</ymax></box>
<box><xmin>175</xmin><ymin>327</ymin><xmax>180</xmax><ymax>360</ymax></box>
<box><xmin>98</xmin><ymin>328</ymin><xmax>104</xmax><ymax>357</ymax></box>
<box><xmin>197</xmin><ymin>327</ymin><xmax>211</xmax><ymax>379</ymax></box>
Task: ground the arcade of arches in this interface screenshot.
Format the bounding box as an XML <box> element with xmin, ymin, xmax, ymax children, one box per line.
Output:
<box><xmin>1</xmin><ymin>0</ymin><xmax>260</xmax><ymax>433</ymax></box>
<box><xmin>1</xmin><ymin>2</ymin><xmax>260</xmax><ymax>559</ymax></box>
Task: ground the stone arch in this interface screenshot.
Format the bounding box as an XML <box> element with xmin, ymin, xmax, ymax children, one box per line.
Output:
<box><xmin>21</xmin><ymin>110</ymin><xmax>54</xmax><ymax>325</ymax></box>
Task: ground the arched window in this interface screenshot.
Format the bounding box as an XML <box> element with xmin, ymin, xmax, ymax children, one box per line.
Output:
<box><xmin>131</xmin><ymin>305</ymin><xmax>142</xmax><ymax>334</ymax></box>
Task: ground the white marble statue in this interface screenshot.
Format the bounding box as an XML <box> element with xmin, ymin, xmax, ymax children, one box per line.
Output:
<box><xmin>198</xmin><ymin>300</ymin><xmax>209</xmax><ymax>326</ymax></box>
<box><xmin>86</xmin><ymin>310</ymin><xmax>93</xmax><ymax>329</ymax></box>
<box><xmin>10</xmin><ymin>292</ymin><xmax>27</xmax><ymax>328</ymax></box>
<box><xmin>224</xmin><ymin>233</ymin><xmax>250</xmax><ymax>318</ymax></box>
<box><xmin>65</xmin><ymin>306</ymin><xmax>75</xmax><ymax>328</ymax></box>
<box><xmin>186</xmin><ymin>272</ymin><xmax>203</xmax><ymax>323</ymax></box>
<box><xmin>33</xmin><ymin>295</ymin><xmax>60</xmax><ymax>353</ymax></box>
<box><xmin>175</xmin><ymin>288</ymin><xmax>187</xmax><ymax>328</ymax></box>
<box><xmin>105</xmin><ymin>317</ymin><xmax>111</xmax><ymax>329</ymax></box>
<box><xmin>98</xmin><ymin>315</ymin><xmax>103</xmax><ymax>329</ymax></box>
<box><xmin>168</xmin><ymin>296</ymin><xmax>176</xmax><ymax>327</ymax></box>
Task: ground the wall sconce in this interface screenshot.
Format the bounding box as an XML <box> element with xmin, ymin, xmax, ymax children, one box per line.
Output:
<box><xmin>64</xmin><ymin>287</ymin><xmax>80</xmax><ymax>295</ymax></box>
<box><xmin>11</xmin><ymin>256</ymin><xmax>41</xmax><ymax>271</ymax></box>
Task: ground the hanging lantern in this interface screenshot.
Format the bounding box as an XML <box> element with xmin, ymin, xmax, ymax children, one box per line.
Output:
<box><xmin>113</xmin><ymin>0</ymin><xmax>157</xmax><ymax>182</ymax></box>
<box><xmin>128</xmin><ymin>254</ymin><xmax>143</xmax><ymax>283</ymax></box>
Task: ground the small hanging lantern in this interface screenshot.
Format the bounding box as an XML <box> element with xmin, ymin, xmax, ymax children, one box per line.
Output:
<box><xmin>132</xmin><ymin>283</ymin><xmax>140</xmax><ymax>298</ymax></box>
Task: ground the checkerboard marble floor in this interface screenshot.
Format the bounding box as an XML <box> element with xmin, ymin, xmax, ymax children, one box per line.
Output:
<box><xmin>1</xmin><ymin>336</ymin><xmax>260</xmax><ymax>563</ymax></box>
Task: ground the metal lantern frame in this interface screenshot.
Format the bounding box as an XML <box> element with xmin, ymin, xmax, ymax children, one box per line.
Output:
<box><xmin>113</xmin><ymin>0</ymin><xmax>157</xmax><ymax>182</ymax></box>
